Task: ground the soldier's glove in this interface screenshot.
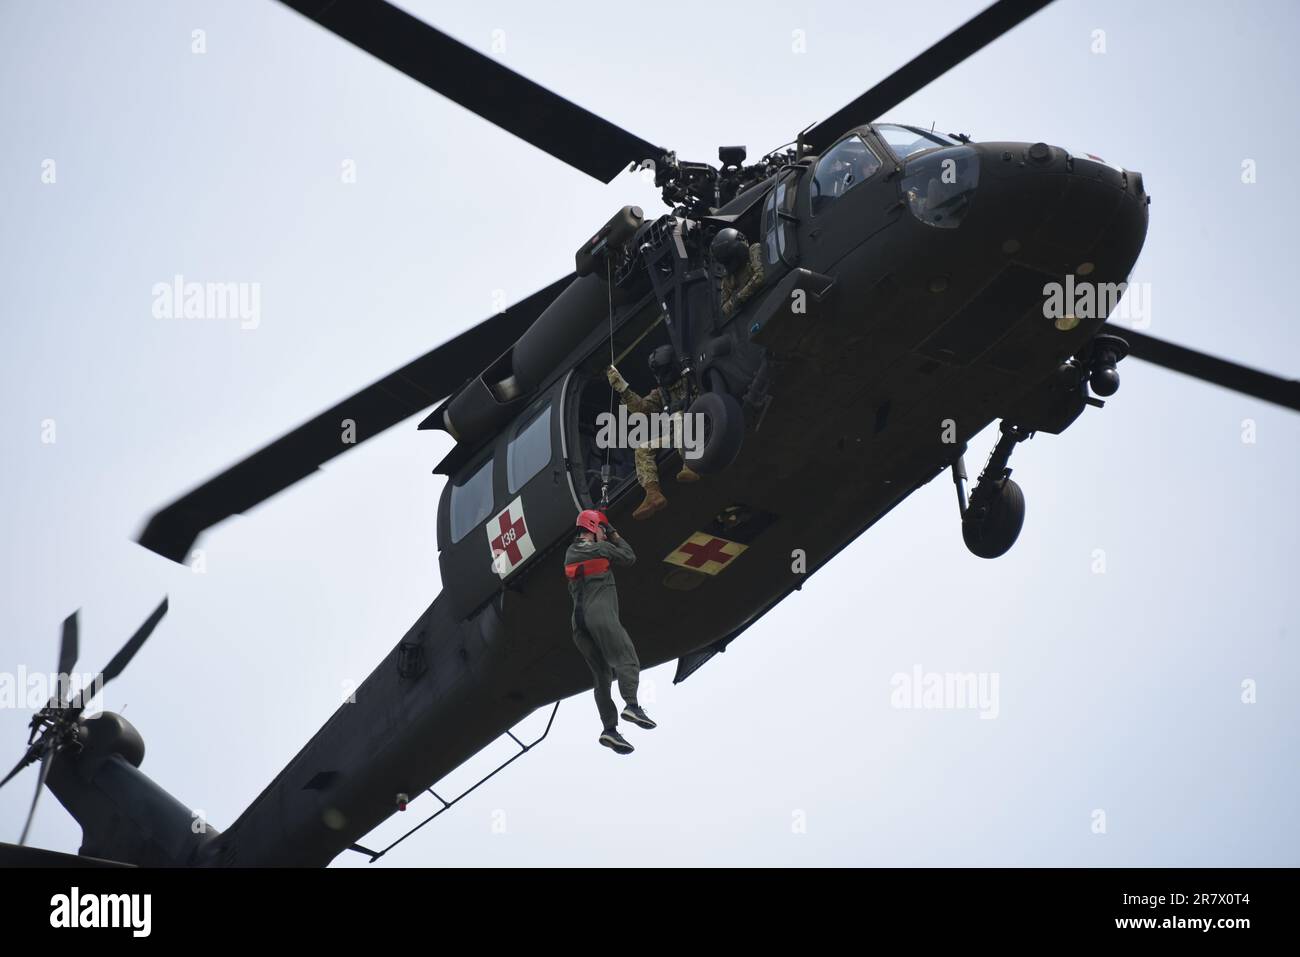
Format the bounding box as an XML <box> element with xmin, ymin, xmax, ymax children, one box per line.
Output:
<box><xmin>606</xmin><ymin>366</ymin><xmax>628</xmax><ymax>393</ymax></box>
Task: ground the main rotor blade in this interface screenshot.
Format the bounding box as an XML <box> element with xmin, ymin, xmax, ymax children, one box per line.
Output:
<box><xmin>138</xmin><ymin>276</ymin><xmax>574</xmax><ymax>563</ymax></box>
<box><xmin>1103</xmin><ymin>323</ymin><xmax>1300</xmax><ymax>413</ymax></box>
<box><xmin>56</xmin><ymin>612</ymin><xmax>79</xmax><ymax>706</ymax></box>
<box><xmin>17</xmin><ymin>748</ymin><xmax>53</xmax><ymax>846</ymax></box>
<box><xmin>276</xmin><ymin>0</ymin><xmax>663</xmax><ymax>182</ymax></box>
<box><xmin>0</xmin><ymin>745</ymin><xmax>38</xmax><ymax>792</ymax></box>
<box><xmin>803</xmin><ymin>0</ymin><xmax>1055</xmax><ymax>153</ymax></box>
<box><xmin>96</xmin><ymin>597</ymin><xmax>169</xmax><ymax>691</ymax></box>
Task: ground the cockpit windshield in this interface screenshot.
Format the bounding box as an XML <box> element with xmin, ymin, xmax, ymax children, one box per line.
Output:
<box><xmin>875</xmin><ymin>124</ymin><xmax>958</xmax><ymax>162</ymax></box>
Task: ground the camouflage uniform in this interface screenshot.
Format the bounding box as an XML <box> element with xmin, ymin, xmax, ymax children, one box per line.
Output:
<box><xmin>720</xmin><ymin>243</ymin><xmax>766</xmax><ymax>318</ymax></box>
<box><xmin>565</xmin><ymin>535</ymin><xmax>639</xmax><ymax>731</ymax></box>
<box><xmin>621</xmin><ymin>378</ymin><xmax>693</xmax><ymax>488</ymax></box>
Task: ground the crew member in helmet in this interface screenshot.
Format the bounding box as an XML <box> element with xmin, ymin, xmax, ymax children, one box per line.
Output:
<box><xmin>713</xmin><ymin>227</ymin><xmax>766</xmax><ymax>318</ymax></box>
<box><xmin>565</xmin><ymin>509</ymin><xmax>655</xmax><ymax>755</ymax></box>
<box><xmin>606</xmin><ymin>344</ymin><xmax>699</xmax><ymax>521</ymax></box>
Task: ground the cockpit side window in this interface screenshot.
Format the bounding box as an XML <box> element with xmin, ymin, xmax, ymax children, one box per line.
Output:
<box><xmin>450</xmin><ymin>456</ymin><xmax>494</xmax><ymax>543</ymax></box>
<box><xmin>810</xmin><ymin>135</ymin><xmax>881</xmax><ymax>216</ymax></box>
<box><xmin>762</xmin><ymin>169</ymin><xmax>800</xmax><ymax>266</ymax></box>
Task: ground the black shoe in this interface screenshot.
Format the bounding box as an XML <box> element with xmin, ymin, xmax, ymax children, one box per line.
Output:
<box><xmin>621</xmin><ymin>705</ymin><xmax>657</xmax><ymax>730</ymax></box>
<box><xmin>599</xmin><ymin>728</ymin><xmax>634</xmax><ymax>754</ymax></box>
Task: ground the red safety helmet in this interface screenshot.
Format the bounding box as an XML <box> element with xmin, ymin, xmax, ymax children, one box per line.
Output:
<box><xmin>575</xmin><ymin>509</ymin><xmax>606</xmax><ymax>534</ymax></box>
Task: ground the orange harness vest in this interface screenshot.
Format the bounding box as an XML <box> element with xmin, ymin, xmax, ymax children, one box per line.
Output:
<box><xmin>565</xmin><ymin>558</ymin><xmax>610</xmax><ymax>579</ymax></box>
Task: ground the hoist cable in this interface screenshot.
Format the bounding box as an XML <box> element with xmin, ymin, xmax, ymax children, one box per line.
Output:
<box><xmin>600</xmin><ymin>256</ymin><xmax>616</xmax><ymax>509</ymax></box>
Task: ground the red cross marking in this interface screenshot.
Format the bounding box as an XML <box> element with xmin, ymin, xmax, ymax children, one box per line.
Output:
<box><xmin>491</xmin><ymin>510</ymin><xmax>527</xmax><ymax>565</ymax></box>
<box><xmin>679</xmin><ymin>537</ymin><xmax>734</xmax><ymax>569</ymax></box>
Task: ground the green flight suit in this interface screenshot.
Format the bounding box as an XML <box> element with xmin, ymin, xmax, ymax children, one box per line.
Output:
<box><xmin>565</xmin><ymin>535</ymin><xmax>639</xmax><ymax>730</ymax></box>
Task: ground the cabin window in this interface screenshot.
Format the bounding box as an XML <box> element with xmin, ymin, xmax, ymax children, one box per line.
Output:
<box><xmin>810</xmin><ymin>135</ymin><xmax>881</xmax><ymax>216</ymax></box>
<box><xmin>450</xmin><ymin>457</ymin><xmax>494</xmax><ymax>543</ymax></box>
<box><xmin>507</xmin><ymin>402</ymin><xmax>552</xmax><ymax>493</ymax></box>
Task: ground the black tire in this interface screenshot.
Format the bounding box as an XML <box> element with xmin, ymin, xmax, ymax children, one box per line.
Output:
<box><xmin>683</xmin><ymin>391</ymin><xmax>745</xmax><ymax>474</ymax></box>
<box><xmin>962</xmin><ymin>478</ymin><xmax>1025</xmax><ymax>559</ymax></box>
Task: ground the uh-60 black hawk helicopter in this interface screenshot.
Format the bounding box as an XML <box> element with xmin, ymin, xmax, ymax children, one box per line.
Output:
<box><xmin>3</xmin><ymin>0</ymin><xmax>1298</xmax><ymax>869</ymax></box>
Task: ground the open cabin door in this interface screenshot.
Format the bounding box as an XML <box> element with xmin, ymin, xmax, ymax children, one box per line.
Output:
<box><xmin>564</xmin><ymin>292</ymin><xmax>677</xmax><ymax>513</ymax></box>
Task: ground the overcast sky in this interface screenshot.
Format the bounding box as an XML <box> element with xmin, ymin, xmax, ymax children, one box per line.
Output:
<box><xmin>2</xmin><ymin>0</ymin><xmax>1296</xmax><ymax>866</ymax></box>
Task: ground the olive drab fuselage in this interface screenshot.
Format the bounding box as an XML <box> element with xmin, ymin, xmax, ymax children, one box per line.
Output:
<box><xmin>81</xmin><ymin>2</ymin><xmax>1284</xmax><ymax>872</ymax></box>
<box><xmin>189</xmin><ymin>129</ymin><xmax>1153</xmax><ymax>865</ymax></box>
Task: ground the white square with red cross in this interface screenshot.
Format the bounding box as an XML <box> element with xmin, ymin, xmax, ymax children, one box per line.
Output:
<box><xmin>664</xmin><ymin>531</ymin><xmax>748</xmax><ymax>575</ymax></box>
<box><xmin>487</xmin><ymin>496</ymin><xmax>535</xmax><ymax>578</ymax></box>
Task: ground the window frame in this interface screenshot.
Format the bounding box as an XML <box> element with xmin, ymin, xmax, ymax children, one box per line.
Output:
<box><xmin>449</xmin><ymin>455</ymin><xmax>495</xmax><ymax>544</ymax></box>
<box><xmin>762</xmin><ymin>167</ymin><xmax>801</xmax><ymax>268</ymax></box>
<box><xmin>809</xmin><ymin>133</ymin><xmax>882</xmax><ymax>218</ymax></box>
<box><xmin>506</xmin><ymin>400</ymin><xmax>553</xmax><ymax>494</ymax></box>
<box><xmin>873</xmin><ymin>124</ymin><xmax>957</xmax><ymax>163</ymax></box>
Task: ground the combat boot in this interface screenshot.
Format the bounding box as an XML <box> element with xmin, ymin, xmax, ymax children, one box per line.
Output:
<box><xmin>599</xmin><ymin>728</ymin><xmax>634</xmax><ymax>755</ymax></box>
<box><xmin>676</xmin><ymin>465</ymin><xmax>700</xmax><ymax>483</ymax></box>
<box><xmin>633</xmin><ymin>482</ymin><xmax>667</xmax><ymax>520</ymax></box>
<box><xmin>621</xmin><ymin>704</ymin><xmax>657</xmax><ymax>729</ymax></box>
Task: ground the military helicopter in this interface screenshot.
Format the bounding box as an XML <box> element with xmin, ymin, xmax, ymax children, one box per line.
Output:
<box><xmin>3</xmin><ymin>0</ymin><xmax>1297</xmax><ymax>868</ymax></box>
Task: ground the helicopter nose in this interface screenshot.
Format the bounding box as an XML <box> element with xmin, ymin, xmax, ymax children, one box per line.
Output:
<box><xmin>969</xmin><ymin>141</ymin><xmax>1150</xmax><ymax>284</ymax></box>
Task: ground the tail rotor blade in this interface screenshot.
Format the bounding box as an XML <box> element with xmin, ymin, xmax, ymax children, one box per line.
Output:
<box><xmin>17</xmin><ymin>748</ymin><xmax>53</xmax><ymax>846</ymax></box>
<box><xmin>95</xmin><ymin>597</ymin><xmax>169</xmax><ymax>691</ymax></box>
<box><xmin>0</xmin><ymin>745</ymin><xmax>37</xmax><ymax>792</ymax></box>
<box><xmin>57</xmin><ymin>611</ymin><xmax>79</xmax><ymax>707</ymax></box>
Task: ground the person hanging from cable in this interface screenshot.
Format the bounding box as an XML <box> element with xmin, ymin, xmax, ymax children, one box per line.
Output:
<box><xmin>565</xmin><ymin>509</ymin><xmax>655</xmax><ymax>755</ymax></box>
<box><xmin>606</xmin><ymin>344</ymin><xmax>699</xmax><ymax>520</ymax></box>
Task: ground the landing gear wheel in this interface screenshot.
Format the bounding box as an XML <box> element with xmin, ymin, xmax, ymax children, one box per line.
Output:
<box><xmin>683</xmin><ymin>391</ymin><xmax>744</xmax><ymax>475</ymax></box>
<box><xmin>962</xmin><ymin>478</ymin><xmax>1025</xmax><ymax>559</ymax></box>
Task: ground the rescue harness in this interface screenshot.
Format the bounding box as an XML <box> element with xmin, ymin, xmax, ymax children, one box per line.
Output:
<box><xmin>564</xmin><ymin>558</ymin><xmax>610</xmax><ymax>579</ymax></box>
